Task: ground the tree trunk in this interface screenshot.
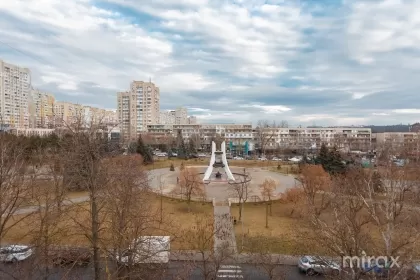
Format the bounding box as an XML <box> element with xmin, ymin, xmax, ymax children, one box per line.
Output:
<box><xmin>238</xmin><ymin>202</ymin><xmax>243</xmax><ymax>222</ymax></box>
<box><xmin>265</xmin><ymin>203</ymin><xmax>269</xmax><ymax>228</ymax></box>
<box><xmin>91</xmin><ymin>195</ymin><xmax>101</xmax><ymax>280</ymax></box>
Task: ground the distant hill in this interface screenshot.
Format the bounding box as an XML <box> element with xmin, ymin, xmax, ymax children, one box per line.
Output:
<box><xmin>363</xmin><ymin>124</ymin><xmax>411</xmax><ymax>133</ymax></box>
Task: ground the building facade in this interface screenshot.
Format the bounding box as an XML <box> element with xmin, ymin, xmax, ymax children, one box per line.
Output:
<box><xmin>117</xmin><ymin>81</ymin><xmax>160</xmax><ymax>142</ymax></box>
<box><xmin>146</xmin><ymin>123</ymin><xmax>254</xmax><ymax>152</ymax></box>
<box><xmin>53</xmin><ymin>101</ymin><xmax>84</xmax><ymax>127</ymax></box>
<box><xmin>0</xmin><ymin>59</ymin><xmax>31</xmax><ymax>128</ymax></box>
<box><xmin>159</xmin><ymin>110</ymin><xmax>175</xmax><ymax>124</ymax></box>
<box><xmin>175</xmin><ymin>107</ymin><xmax>187</xmax><ymax>124</ymax></box>
<box><xmin>374</xmin><ymin>132</ymin><xmax>420</xmax><ymax>152</ymax></box>
<box><xmin>264</xmin><ymin>127</ymin><xmax>372</xmax><ymax>152</ymax></box>
<box><xmin>29</xmin><ymin>88</ymin><xmax>55</xmax><ymax>128</ymax></box>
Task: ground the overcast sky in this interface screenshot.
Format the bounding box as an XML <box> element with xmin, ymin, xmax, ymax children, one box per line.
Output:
<box><xmin>1</xmin><ymin>0</ymin><xmax>419</xmax><ymax>126</ymax></box>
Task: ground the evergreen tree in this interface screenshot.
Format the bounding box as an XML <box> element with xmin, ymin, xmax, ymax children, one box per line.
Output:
<box><xmin>176</xmin><ymin>129</ymin><xmax>187</xmax><ymax>159</ymax></box>
<box><xmin>317</xmin><ymin>143</ymin><xmax>330</xmax><ymax>166</ymax></box>
<box><xmin>136</xmin><ymin>135</ymin><xmax>153</xmax><ymax>165</ymax></box>
<box><xmin>327</xmin><ymin>146</ymin><xmax>346</xmax><ymax>174</ymax></box>
<box><xmin>188</xmin><ymin>138</ymin><xmax>197</xmax><ymax>155</ymax></box>
<box><xmin>316</xmin><ymin>144</ymin><xmax>346</xmax><ymax>175</ymax></box>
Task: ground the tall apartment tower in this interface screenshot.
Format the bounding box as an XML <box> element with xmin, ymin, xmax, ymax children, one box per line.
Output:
<box><xmin>117</xmin><ymin>81</ymin><xmax>160</xmax><ymax>142</ymax></box>
<box><xmin>0</xmin><ymin>59</ymin><xmax>31</xmax><ymax>129</ymax></box>
<box><xmin>175</xmin><ymin>107</ymin><xmax>188</xmax><ymax>124</ymax></box>
<box><xmin>29</xmin><ymin>88</ymin><xmax>55</xmax><ymax>128</ymax></box>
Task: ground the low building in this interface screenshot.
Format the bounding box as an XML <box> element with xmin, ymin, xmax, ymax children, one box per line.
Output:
<box><xmin>374</xmin><ymin>132</ymin><xmax>420</xmax><ymax>153</ymax></box>
<box><xmin>260</xmin><ymin>127</ymin><xmax>372</xmax><ymax>152</ymax></box>
<box><xmin>11</xmin><ymin>128</ymin><xmax>55</xmax><ymax>137</ymax></box>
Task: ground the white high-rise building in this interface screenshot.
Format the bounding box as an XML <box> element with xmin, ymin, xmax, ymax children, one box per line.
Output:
<box><xmin>175</xmin><ymin>107</ymin><xmax>188</xmax><ymax>124</ymax></box>
<box><xmin>0</xmin><ymin>59</ymin><xmax>31</xmax><ymax>129</ymax></box>
<box><xmin>159</xmin><ymin>110</ymin><xmax>175</xmax><ymax>124</ymax></box>
<box><xmin>117</xmin><ymin>81</ymin><xmax>160</xmax><ymax>142</ymax></box>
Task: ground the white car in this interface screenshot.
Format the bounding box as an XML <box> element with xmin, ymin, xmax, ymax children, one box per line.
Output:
<box><xmin>271</xmin><ymin>157</ymin><xmax>281</xmax><ymax>161</ymax></box>
<box><xmin>0</xmin><ymin>245</ymin><xmax>33</xmax><ymax>263</ymax></box>
<box><xmin>233</xmin><ymin>156</ymin><xmax>244</xmax><ymax>160</ymax></box>
<box><xmin>258</xmin><ymin>157</ymin><xmax>267</xmax><ymax>161</ymax></box>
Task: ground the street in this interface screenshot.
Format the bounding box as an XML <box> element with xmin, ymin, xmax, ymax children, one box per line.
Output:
<box><xmin>0</xmin><ymin>260</ymin><xmax>325</xmax><ymax>280</ymax></box>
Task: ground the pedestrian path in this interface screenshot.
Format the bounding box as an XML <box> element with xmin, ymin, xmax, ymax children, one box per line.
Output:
<box><xmin>213</xmin><ymin>200</ymin><xmax>237</xmax><ymax>258</ymax></box>
<box><xmin>216</xmin><ymin>265</ymin><xmax>244</xmax><ymax>279</ymax></box>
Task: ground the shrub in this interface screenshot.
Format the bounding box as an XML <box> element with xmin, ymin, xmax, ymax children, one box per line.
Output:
<box><xmin>170</xmin><ymin>163</ymin><xmax>175</xmax><ymax>171</ymax></box>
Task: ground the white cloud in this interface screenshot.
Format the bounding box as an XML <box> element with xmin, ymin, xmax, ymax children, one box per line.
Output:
<box><xmin>392</xmin><ymin>109</ymin><xmax>420</xmax><ymax>114</ymax></box>
<box><xmin>241</xmin><ymin>104</ymin><xmax>292</xmax><ymax>113</ymax></box>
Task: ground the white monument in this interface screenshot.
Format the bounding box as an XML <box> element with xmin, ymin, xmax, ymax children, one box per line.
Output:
<box><xmin>203</xmin><ymin>141</ymin><xmax>235</xmax><ymax>182</ymax></box>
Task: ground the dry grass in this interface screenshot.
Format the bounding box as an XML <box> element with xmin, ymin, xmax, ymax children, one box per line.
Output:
<box><xmin>230</xmin><ymin>200</ymin><xmax>322</xmax><ymax>255</ymax></box>
<box><xmin>4</xmin><ymin>194</ymin><xmax>214</xmax><ymax>251</ymax></box>
<box><xmin>231</xmin><ymin>198</ymin><xmax>420</xmax><ymax>257</ymax></box>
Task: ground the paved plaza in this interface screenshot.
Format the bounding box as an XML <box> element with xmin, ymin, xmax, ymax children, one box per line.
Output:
<box><xmin>149</xmin><ymin>166</ymin><xmax>299</xmax><ymax>201</ymax></box>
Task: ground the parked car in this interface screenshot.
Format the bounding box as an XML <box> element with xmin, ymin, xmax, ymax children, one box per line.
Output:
<box><xmin>0</xmin><ymin>245</ymin><xmax>33</xmax><ymax>263</ymax></box>
<box><xmin>258</xmin><ymin>157</ymin><xmax>267</xmax><ymax>161</ymax></box>
<box><xmin>298</xmin><ymin>256</ymin><xmax>340</xmax><ymax>276</ymax></box>
<box><xmin>233</xmin><ymin>156</ymin><xmax>244</xmax><ymax>160</ymax></box>
<box><xmin>271</xmin><ymin>157</ymin><xmax>281</xmax><ymax>161</ymax></box>
<box><xmin>197</xmin><ymin>153</ymin><xmax>207</xmax><ymax>158</ymax></box>
<box><xmin>361</xmin><ymin>259</ymin><xmax>391</xmax><ymax>278</ymax></box>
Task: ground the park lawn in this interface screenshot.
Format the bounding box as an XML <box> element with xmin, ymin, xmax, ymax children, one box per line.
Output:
<box><xmin>3</xmin><ymin>194</ymin><xmax>214</xmax><ymax>251</ymax></box>
<box><xmin>230</xmin><ymin>200</ymin><xmax>323</xmax><ymax>256</ymax></box>
<box><xmin>269</xmin><ymin>164</ymin><xmax>300</xmax><ymax>175</ymax></box>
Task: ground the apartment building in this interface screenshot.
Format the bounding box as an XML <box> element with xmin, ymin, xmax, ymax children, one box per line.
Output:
<box><xmin>159</xmin><ymin>110</ymin><xmax>175</xmax><ymax>124</ymax></box>
<box><xmin>29</xmin><ymin>88</ymin><xmax>55</xmax><ymax>128</ymax></box>
<box><xmin>53</xmin><ymin>101</ymin><xmax>83</xmax><ymax>126</ymax></box>
<box><xmin>188</xmin><ymin>116</ymin><xmax>197</xmax><ymax>124</ymax></box>
<box><xmin>0</xmin><ymin>59</ymin><xmax>31</xmax><ymax>128</ymax></box>
<box><xmin>117</xmin><ymin>81</ymin><xmax>160</xmax><ymax>142</ymax></box>
<box><xmin>159</xmin><ymin>107</ymin><xmax>195</xmax><ymax>125</ymax></box>
<box><xmin>175</xmin><ymin>107</ymin><xmax>187</xmax><ymax>124</ymax></box>
<box><xmin>374</xmin><ymin>132</ymin><xmax>420</xmax><ymax>152</ymax></box>
<box><xmin>262</xmin><ymin>127</ymin><xmax>372</xmax><ymax>152</ymax></box>
<box><xmin>147</xmin><ymin>123</ymin><xmax>254</xmax><ymax>151</ymax></box>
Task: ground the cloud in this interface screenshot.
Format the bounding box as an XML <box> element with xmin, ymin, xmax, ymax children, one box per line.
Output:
<box><xmin>0</xmin><ymin>0</ymin><xmax>419</xmax><ymax>125</ymax></box>
<box><xmin>393</xmin><ymin>109</ymin><xmax>420</xmax><ymax>114</ymax></box>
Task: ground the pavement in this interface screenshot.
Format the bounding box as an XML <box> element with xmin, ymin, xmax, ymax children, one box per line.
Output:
<box><xmin>213</xmin><ymin>204</ymin><xmax>237</xmax><ymax>257</ymax></box>
<box><xmin>0</xmin><ymin>260</ymin><xmax>324</xmax><ymax>280</ymax></box>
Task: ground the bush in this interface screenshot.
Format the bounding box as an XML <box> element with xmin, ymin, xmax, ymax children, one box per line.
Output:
<box><xmin>180</xmin><ymin>162</ymin><xmax>185</xmax><ymax>171</ymax></box>
<box><xmin>170</xmin><ymin>163</ymin><xmax>175</xmax><ymax>171</ymax></box>
<box><xmin>277</xmin><ymin>164</ymin><xmax>281</xmax><ymax>170</ymax></box>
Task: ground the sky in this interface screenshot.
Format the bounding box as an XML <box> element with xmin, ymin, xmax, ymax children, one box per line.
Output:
<box><xmin>0</xmin><ymin>0</ymin><xmax>419</xmax><ymax>126</ymax></box>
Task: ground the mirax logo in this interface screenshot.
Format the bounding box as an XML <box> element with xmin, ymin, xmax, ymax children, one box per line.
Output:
<box><xmin>342</xmin><ymin>255</ymin><xmax>400</xmax><ymax>269</ymax></box>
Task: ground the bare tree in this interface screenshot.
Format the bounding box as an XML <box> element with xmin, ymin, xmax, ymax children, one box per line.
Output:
<box><xmin>0</xmin><ymin>134</ymin><xmax>31</xmax><ymax>245</ymax></box>
<box><xmin>259</xmin><ymin>178</ymin><xmax>276</xmax><ymax>216</ymax></box>
<box><xmin>299</xmin><ymin>164</ymin><xmax>332</xmax><ymax>217</ymax></box>
<box><xmin>100</xmin><ymin>155</ymin><xmax>170</xmax><ymax>279</ymax></box>
<box><xmin>231</xmin><ymin>169</ymin><xmax>252</xmax><ymax>223</ymax></box>
<box><xmin>361</xmin><ymin>161</ymin><xmax>420</xmax><ymax>263</ymax></box>
<box><xmin>279</xmin><ymin>120</ymin><xmax>288</xmax><ymax>128</ymax></box>
<box><xmin>180</xmin><ymin>213</ymin><xmax>235</xmax><ymax>280</ymax></box>
<box><xmin>255</xmin><ymin>120</ymin><xmax>277</xmax><ymax>157</ymax></box>
<box><xmin>280</xmin><ymin>186</ymin><xmax>305</xmax><ymax>217</ymax></box>
<box><xmin>178</xmin><ymin>167</ymin><xmax>204</xmax><ymax>211</ymax></box>
<box><xmin>63</xmin><ymin>113</ymin><xmax>116</xmax><ymax>280</ymax></box>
